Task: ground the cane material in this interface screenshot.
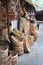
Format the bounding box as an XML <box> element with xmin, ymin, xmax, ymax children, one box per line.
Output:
<box><xmin>17</xmin><ymin>50</ymin><xmax>24</xmax><ymax>56</ymax></box>
<box><xmin>23</xmin><ymin>37</ymin><xmax>31</xmax><ymax>53</ymax></box>
<box><xmin>13</xmin><ymin>28</ymin><xmax>23</xmax><ymax>35</ymax></box>
<box><xmin>23</xmin><ymin>35</ymin><xmax>34</xmax><ymax>53</ymax></box>
<box><xmin>10</xmin><ymin>51</ymin><xmax>18</xmax><ymax>65</ymax></box>
<box><xmin>1</xmin><ymin>52</ymin><xmax>11</xmax><ymax>65</ymax></box>
<box><xmin>12</xmin><ymin>30</ymin><xmax>23</xmax><ymax>40</ymax></box>
<box><xmin>30</xmin><ymin>25</ymin><xmax>38</xmax><ymax>40</ymax></box>
<box><xmin>28</xmin><ymin>35</ymin><xmax>34</xmax><ymax>46</ymax></box>
<box><xmin>0</xmin><ymin>46</ymin><xmax>8</xmax><ymax>58</ymax></box>
<box><xmin>11</xmin><ymin>36</ymin><xmax>23</xmax><ymax>47</ymax></box>
<box><xmin>13</xmin><ymin>46</ymin><xmax>24</xmax><ymax>51</ymax></box>
<box><xmin>11</xmin><ymin>36</ymin><xmax>24</xmax><ymax>55</ymax></box>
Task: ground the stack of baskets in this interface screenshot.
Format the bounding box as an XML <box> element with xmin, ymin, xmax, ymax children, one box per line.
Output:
<box><xmin>2</xmin><ymin>52</ymin><xmax>11</xmax><ymax>65</ymax></box>
<box><xmin>10</xmin><ymin>51</ymin><xmax>18</xmax><ymax>65</ymax></box>
<box><xmin>0</xmin><ymin>46</ymin><xmax>8</xmax><ymax>58</ymax></box>
<box><xmin>10</xmin><ymin>28</ymin><xmax>35</xmax><ymax>54</ymax></box>
<box><xmin>0</xmin><ymin>46</ymin><xmax>18</xmax><ymax>65</ymax></box>
<box><xmin>0</xmin><ymin>22</ymin><xmax>8</xmax><ymax>41</ymax></box>
<box><xmin>11</xmin><ymin>36</ymin><xmax>24</xmax><ymax>56</ymax></box>
<box><xmin>23</xmin><ymin>35</ymin><xmax>34</xmax><ymax>53</ymax></box>
<box><xmin>0</xmin><ymin>46</ymin><xmax>11</xmax><ymax>65</ymax></box>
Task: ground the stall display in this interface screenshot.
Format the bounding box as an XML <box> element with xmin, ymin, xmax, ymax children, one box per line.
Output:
<box><xmin>0</xmin><ymin>0</ymin><xmax>39</xmax><ymax>60</ymax></box>
<box><xmin>8</xmin><ymin>0</ymin><xmax>18</xmax><ymax>20</ymax></box>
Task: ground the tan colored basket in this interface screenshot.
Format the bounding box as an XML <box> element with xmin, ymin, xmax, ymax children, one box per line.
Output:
<box><xmin>23</xmin><ymin>35</ymin><xmax>34</xmax><ymax>53</ymax></box>
<box><xmin>11</xmin><ymin>61</ymin><xmax>18</xmax><ymax>65</ymax></box>
<box><xmin>11</xmin><ymin>36</ymin><xmax>23</xmax><ymax>47</ymax></box>
<box><xmin>23</xmin><ymin>37</ymin><xmax>31</xmax><ymax>53</ymax></box>
<box><xmin>30</xmin><ymin>25</ymin><xmax>38</xmax><ymax>41</ymax></box>
<box><xmin>28</xmin><ymin>35</ymin><xmax>34</xmax><ymax>46</ymax></box>
<box><xmin>14</xmin><ymin>48</ymin><xmax>24</xmax><ymax>55</ymax></box>
<box><xmin>10</xmin><ymin>51</ymin><xmax>18</xmax><ymax>59</ymax></box>
<box><xmin>1</xmin><ymin>28</ymin><xmax>8</xmax><ymax>35</ymax></box>
<box><xmin>17</xmin><ymin>50</ymin><xmax>24</xmax><ymax>56</ymax></box>
<box><xmin>14</xmin><ymin>46</ymin><xmax>24</xmax><ymax>51</ymax></box>
<box><xmin>13</xmin><ymin>28</ymin><xmax>23</xmax><ymax>36</ymax></box>
<box><xmin>34</xmin><ymin>30</ymin><xmax>38</xmax><ymax>41</ymax></box>
<box><xmin>10</xmin><ymin>51</ymin><xmax>18</xmax><ymax>65</ymax></box>
<box><xmin>11</xmin><ymin>36</ymin><xmax>24</xmax><ymax>55</ymax></box>
<box><xmin>12</xmin><ymin>31</ymin><xmax>22</xmax><ymax>40</ymax></box>
<box><xmin>0</xmin><ymin>46</ymin><xmax>8</xmax><ymax>58</ymax></box>
<box><xmin>1</xmin><ymin>52</ymin><xmax>11</xmax><ymax>65</ymax></box>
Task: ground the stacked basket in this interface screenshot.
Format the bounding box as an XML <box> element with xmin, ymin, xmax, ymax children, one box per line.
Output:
<box><xmin>0</xmin><ymin>46</ymin><xmax>11</xmax><ymax>65</ymax></box>
<box><xmin>2</xmin><ymin>52</ymin><xmax>11</xmax><ymax>65</ymax></box>
<box><xmin>0</xmin><ymin>46</ymin><xmax>18</xmax><ymax>65</ymax></box>
<box><xmin>10</xmin><ymin>51</ymin><xmax>18</xmax><ymax>65</ymax></box>
<box><xmin>11</xmin><ymin>36</ymin><xmax>24</xmax><ymax>55</ymax></box>
<box><xmin>23</xmin><ymin>35</ymin><xmax>34</xmax><ymax>53</ymax></box>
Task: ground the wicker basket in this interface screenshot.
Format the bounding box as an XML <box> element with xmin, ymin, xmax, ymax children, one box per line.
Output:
<box><xmin>23</xmin><ymin>37</ymin><xmax>30</xmax><ymax>53</ymax></box>
<box><xmin>0</xmin><ymin>52</ymin><xmax>11</xmax><ymax>65</ymax></box>
<box><xmin>12</xmin><ymin>30</ymin><xmax>23</xmax><ymax>41</ymax></box>
<box><xmin>17</xmin><ymin>50</ymin><xmax>24</xmax><ymax>56</ymax></box>
<box><xmin>14</xmin><ymin>46</ymin><xmax>24</xmax><ymax>51</ymax></box>
<box><xmin>11</xmin><ymin>36</ymin><xmax>23</xmax><ymax>47</ymax></box>
<box><xmin>28</xmin><ymin>35</ymin><xmax>34</xmax><ymax>46</ymax></box>
<box><xmin>0</xmin><ymin>46</ymin><xmax>8</xmax><ymax>58</ymax></box>
<box><xmin>23</xmin><ymin>35</ymin><xmax>34</xmax><ymax>53</ymax></box>
<box><xmin>0</xmin><ymin>28</ymin><xmax>8</xmax><ymax>36</ymax></box>
<box><xmin>30</xmin><ymin>25</ymin><xmax>38</xmax><ymax>41</ymax></box>
<box><xmin>10</xmin><ymin>51</ymin><xmax>18</xmax><ymax>65</ymax></box>
<box><xmin>13</xmin><ymin>28</ymin><xmax>23</xmax><ymax>36</ymax></box>
<box><xmin>11</xmin><ymin>36</ymin><xmax>24</xmax><ymax>55</ymax></box>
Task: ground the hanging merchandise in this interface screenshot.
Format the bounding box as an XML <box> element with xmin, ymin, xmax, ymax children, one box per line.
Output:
<box><xmin>8</xmin><ymin>0</ymin><xmax>18</xmax><ymax>20</ymax></box>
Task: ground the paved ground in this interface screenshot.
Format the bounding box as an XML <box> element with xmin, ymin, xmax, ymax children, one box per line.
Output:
<box><xmin>18</xmin><ymin>24</ymin><xmax>43</xmax><ymax>65</ymax></box>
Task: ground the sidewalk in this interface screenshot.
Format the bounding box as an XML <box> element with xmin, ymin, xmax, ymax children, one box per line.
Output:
<box><xmin>18</xmin><ymin>24</ymin><xmax>43</xmax><ymax>65</ymax></box>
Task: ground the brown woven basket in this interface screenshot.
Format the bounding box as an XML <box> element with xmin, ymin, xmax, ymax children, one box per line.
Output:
<box><xmin>0</xmin><ymin>28</ymin><xmax>8</xmax><ymax>36</ymax></box>
<box><xmin>0</xmin><ymin>46</ymin><xmax>8</xmax><ymax>58</ymax></box>
<box><xmin>13</xmin><ymin>28</ymin><xmax>23</xmax><ymax>36</ymax></box>
<box><xmin>11</xmin><ymin>36</ymin><xmax>23</xmax><ymax>47</ymax></box>
<box><xmin>11</xmin><ymin>36</ymin><xmax>24</xmax><ymax>55</ymax></box>
<box><xmin>30</xmin><ymin>25</ymin><xmax>38</xmax><ymax>41</ymax></box>
<box><xmin>23</xmin><ymin>37</ymin><xmax>31</xmax><ymax>53</ymax></box>
<box><xmin>1</xmin><ymin>52</ymin><xmax>11</xmax><ymax>65</ymax></box>
<box><xmin>28</xmin><ymin>35</ymin><xmax>34</xmax><ymax>46</ymax></box>
<box><xmin>13</xmin><ymin>46</ymin><xmax>24</xmax><ymax>51</ymax></box>
<box><xmin>17</xmin><ymin>50</ymin><xmax>24</xmax><ymax>56</ymax></box>
<box><xmin>10</xmin><ymin>51</ymin><xmax>18</xmax><ymax>65</ymax></box>
<box><xmin>12</xmin><ymin>31</ymin><xmax>22</xmax><ymax>40</ymax></box>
